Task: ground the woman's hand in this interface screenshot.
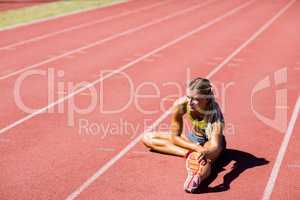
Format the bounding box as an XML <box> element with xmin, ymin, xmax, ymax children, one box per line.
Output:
<box><xmin>194</xmin><ymin>146</ymin><xmax>208</xmax><ymax>166</ymax></box>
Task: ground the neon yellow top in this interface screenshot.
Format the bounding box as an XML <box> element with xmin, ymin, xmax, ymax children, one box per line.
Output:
<box><xmin>186</xmin><ymin>104</ymin><xmax>208</xmax><ymax>131</ymax></box>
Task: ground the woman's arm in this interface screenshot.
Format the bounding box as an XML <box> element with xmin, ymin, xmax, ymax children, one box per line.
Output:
<box><xmin>202</xmin><ymin>122</ymin><xmax>224</xmax><ymax>160</ymax></box>
<box><xmin>169</xmin><ymin>99</ymin><xmax>204</xmax><ymax>152</ymax></box>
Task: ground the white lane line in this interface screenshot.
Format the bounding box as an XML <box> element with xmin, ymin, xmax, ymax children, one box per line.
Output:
<box><xmin>0</xmin><ymin>1</ymin><xmax>170</xmax><ymax>50</ymax></box>
<box><xmin>206</xmin><ymin>0</ymin><xmax>296</xmax><ymax>79</ymax></box>
<box><xmin>0</xmin><ymin>0</ymin><xmax>129</xmax><ymax>32</ymax></box>
<box><xmin>65</xmin><ymin>2</ymin><xmax>265</xmax><ymax>199</ymax></box>
<box><xmin>262</xmin><ymin>96</ymin><xmax>300</xmax><ymax>200</ymax></box>
<box><xmin>0</xmin><ymin>0</ymin><xmax>254</xmax><ymax>137</ymax></box>
<box><xmin>0</xmin><ymin>0</ymin><xmax>217</xmax><ymax>81</ymax></box>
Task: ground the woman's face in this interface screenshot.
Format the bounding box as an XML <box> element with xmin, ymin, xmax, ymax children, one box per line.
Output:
<box><xmin>186</xmin><ymin>90</ymin><xmax>209</xmax><ymax>113</ymax></box>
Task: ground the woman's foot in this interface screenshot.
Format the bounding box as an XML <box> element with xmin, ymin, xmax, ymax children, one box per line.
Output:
<box><xmin>184</xmin><ymin>151</ymin><xmax>202</xmax><ymax>193</ymax></box>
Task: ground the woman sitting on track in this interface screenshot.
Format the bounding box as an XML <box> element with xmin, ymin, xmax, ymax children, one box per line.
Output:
<box><xmin>142</xmin><ymin>77</ymin><xmax>226</xmax><ymax>193</ymax></box>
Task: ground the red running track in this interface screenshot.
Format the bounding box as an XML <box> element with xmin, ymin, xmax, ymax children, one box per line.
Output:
<box><xmin>0</xmin><ymin>0</ymin><xmax>299</xmax><ymax>199</ymax></box>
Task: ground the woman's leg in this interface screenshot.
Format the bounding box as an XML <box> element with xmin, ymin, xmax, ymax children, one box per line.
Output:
<box><xmin>142</xmin><ymin>131</ymin><xmax>189</xmax><ymax>157</ymax></box>
<box><xmin>184</xmin><ymin>150</ymin><xmax>213</xmax><ymax>193</ymax></box>
<box><xmin>195</xmin><ymin>138</ymin><xmax>225</xmax><ymax>181</ymax></box>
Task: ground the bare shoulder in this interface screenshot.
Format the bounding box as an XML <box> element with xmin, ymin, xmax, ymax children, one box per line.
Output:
<box><xmin>172</xmin><ymin>96</ymin><xmax>188</xmax><ymax>115</ymax></box>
